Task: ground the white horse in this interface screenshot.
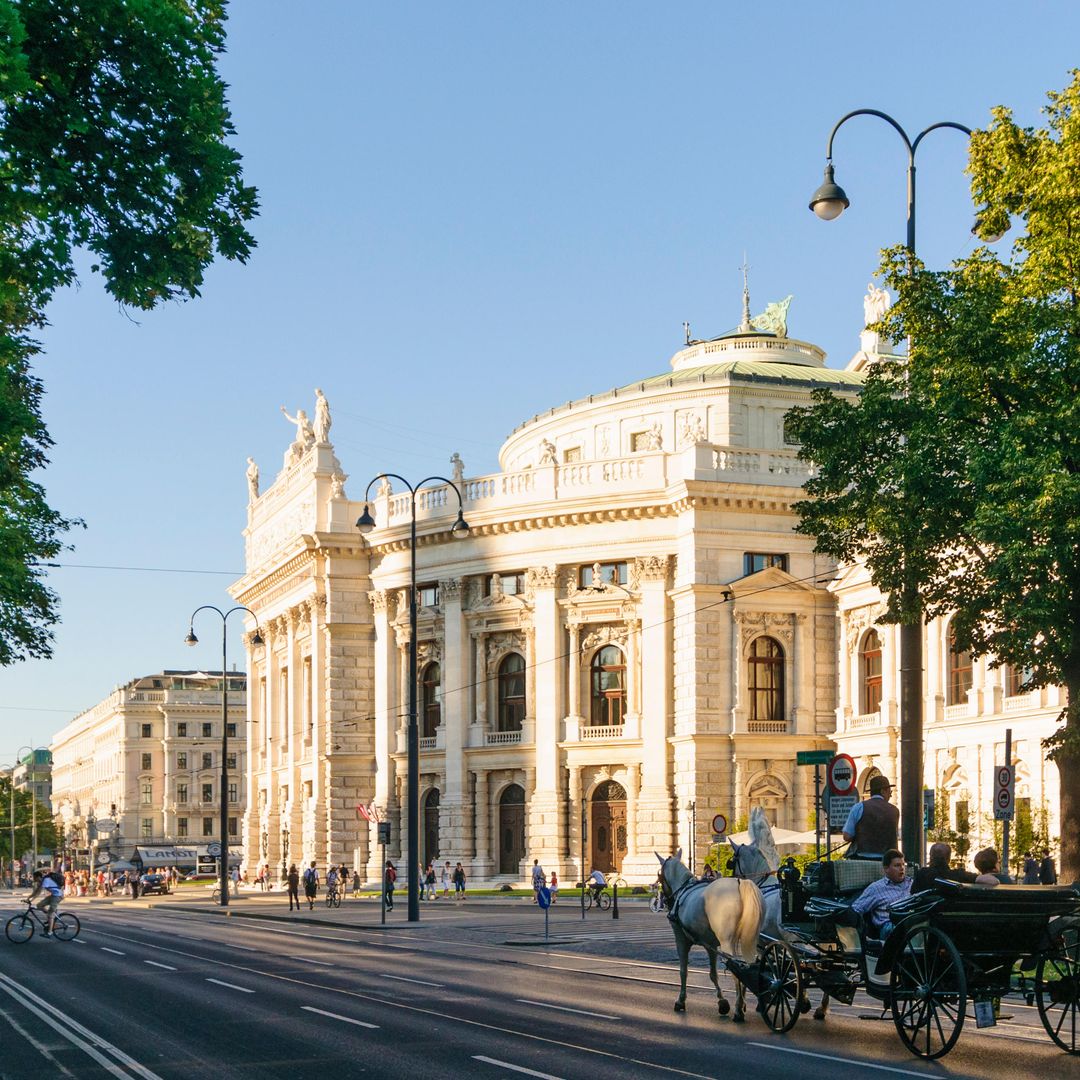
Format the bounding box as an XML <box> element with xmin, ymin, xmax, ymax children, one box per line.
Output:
<box><xmin>657</xmin><ymin>847</ymin><xmax>763</xmax><ymax>1022</ymax></box>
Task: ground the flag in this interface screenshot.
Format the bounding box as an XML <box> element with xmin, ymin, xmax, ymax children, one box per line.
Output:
<box><xmin>356</xmin><ymin>802</ymin><xmax>381</xmax><ymax>823</ymax></box>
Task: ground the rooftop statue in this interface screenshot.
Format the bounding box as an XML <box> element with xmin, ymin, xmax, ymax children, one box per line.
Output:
<box><xmin>450</xmin><ymin>451</ymin><xmax>465</xmax><ymax>485</ymax></box>
<box><xmin>538</xmin><ymin>439</ymin><xmax>557</xmax><ymax>466</ymax></box>
<box><xmin>750</xmin><ymin>295</ymin><xmax>793</xmax><ymax>338</ymax></box>
<box><xmin>281</xmin><ymin>405</ymin><xmax>315</xmax><ymax>467</ymax></box>
<box><xmin>314</xmin><ymin>388</ymin><xmax>332</xmax><ymax>445</ymax></box>
<box><xmin>864</xmin><ymin>282</ymin><xmax>891</xmax><ymax>327</ymax></box>
<box><xmin>246</xmin><ymin>456</ymin><xmax>259</xmax><ymax>501</ymax></box>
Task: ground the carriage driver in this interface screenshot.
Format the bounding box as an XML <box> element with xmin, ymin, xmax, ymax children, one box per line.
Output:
<box><xmin>851</xmin><ymin>849</ymin><xmax>912</xmax><ymax>938</ymax></box>
<box><xmin>842</xmin><ymin>775</ymin><xmax>899</xmax><ymax>859</ymax></box>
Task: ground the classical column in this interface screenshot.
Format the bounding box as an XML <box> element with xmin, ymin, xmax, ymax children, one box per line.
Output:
<box><xmin>473</xmin><ymin>770</ymin><xmax>492</xmax><ymax>879</ymax></box>
<box><xmin>625</xmin><ymin>762</ymin><xmax>640</xmax><ymax>859</ymax></box>
<box><xmin>440</xmin><ymin>578</ymin><xmax>467</xmax><ymax>860</ymax></box>
<box><xmin>567</xmin><ymin>765</ymin><xmax>583</xmax><ymax>879</ymax></box>
<box><xmin>567</xmin><ymin>621</ymin><xmax>582</xmax><ymax>722</ymax></box>
<box><xmin>473</xmin><ymin>632</ymin><xmax>488</xmax><ymax>733</ymax></box>
<box><xmin>367</xmin><ymin>589</ymin><xmax>395</xmax><ymax>881</ymax></box>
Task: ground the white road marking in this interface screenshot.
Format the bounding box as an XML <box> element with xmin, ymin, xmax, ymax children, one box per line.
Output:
<box><xmin>100</xmin><ymin>947</ymin><xmax>125</xmax><ymax>955</ymax></box>
<box><xmin>288</xmin><ymin>955</ymin><xmax>333</xmax><ymax>966</ymax></box>
<box><xmin>144</xmin><ymin>960</ymin><xmax>177</xmax><ymax>970</ymax></box>
<box><xmin>473</xmin><ymin>1056</ymin><xmax>565</xmax><ymax>1080</ymax></box>
<box><xmin>227</xmin><ymin>943</ymin><xmax>258</xmax><ymax>951</ymax></box>
<box><xmin>748</xmin><ymin>1043</ymin><xmax>933</xmax><ymax>1077</ymax></box>
<box><xmin>301</xmin><ymin>1005</ymin><xmax>378</xmax><ymax>1029</ymax></box>
<box><xmin>382</xmin><ymin>973</ymin><xmax>444</xmax><ymax>987</ymax></box>
<box><xmin>205</xmin><ymin>978</ymin><xmax>254</xmax><ymax>993</ymax></box>
<box><xmin>72</xmin><ymin>937</ymin><xmax>87</xmax><ymax>943</ymax></box>
<box><xmin>515</xmin><ymin>999</ymin><xmax>620</xmax><ymax>1021</ymax></box>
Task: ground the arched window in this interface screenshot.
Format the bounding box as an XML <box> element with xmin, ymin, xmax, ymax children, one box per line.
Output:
<box><xmin>497</xmin><ymin>653</ymin><xmax>526</xmax><ymax>732</ymax></box>
<box><xmin>421</xmin><ymin>662</ymin><xmax>441</xmax><ymax>737</ymax></box>
<box><xmin>947</xmin><ymin>625</ymin><xmax>972</xmax><ymax>706</ymax></box>
<box><xmin>748</xmin><ymin>636</ymin><xmax>784</xmax><ymax>722</ymax></box>
<box><xmin>861</xmin><ymin>629</ymin><xmax>883</xmax><ymax>714</ymax></box>
<box><xmin>590</xmin><ymin>646</ymin><xmax>625</xmax><ymax>727</ymax></box>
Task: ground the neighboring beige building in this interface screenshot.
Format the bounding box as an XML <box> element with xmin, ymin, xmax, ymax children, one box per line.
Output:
<box><xmin>50</xmin><ymin>671</ymin><xmax>247</xmax><ymax>861</ymax></box>
<box><xmin>232</xmin><ymin>300</ymin><xmax>864</xmax><ymax>884</ymax></box>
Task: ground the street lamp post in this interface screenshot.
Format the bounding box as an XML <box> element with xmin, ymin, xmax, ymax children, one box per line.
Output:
<box><xmin>185</xmin><ymin>606</ymin><xmax>263</xmax><ymax>907</ymax></box>
<box><xmin>809</xmin><ymin>109</ymin><xmax>984</xmax><ymax>866</ymax></box>
<box><xmin>356</xmin><ymin>474</ymin><xmax>470</xmax><ymax>923</ymax></box>
<box><xmin>16</xmin><ymin>746</ymin><xmax>48</xmax><ymax>875</ymax></box>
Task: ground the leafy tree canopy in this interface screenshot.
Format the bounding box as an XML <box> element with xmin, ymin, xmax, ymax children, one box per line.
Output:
<box><xmin>787</xmin><ymin>70</ymin><xmax>1080</xmax><ymax>877</ymax></box>
<box><xmin>0</xmin><ymin>0</ymin><xmax>257</xmax><ymax>665</ymax></box>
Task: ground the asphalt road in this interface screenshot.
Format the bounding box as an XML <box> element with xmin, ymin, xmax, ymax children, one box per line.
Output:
<box><xmin>0</xmin><ymin>893</ymin><xmax>1073</xmax><ymax>1079</ymax></box>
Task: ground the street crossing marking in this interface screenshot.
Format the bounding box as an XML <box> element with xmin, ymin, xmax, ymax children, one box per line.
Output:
<box><xmin>144</xmin><ymin>961</ymin><xmax>177</xmax><ymax>970</ymax></box>
<box><xmin>301</xmin><ymin>1005</ymin><xmax>378</xmax><ymax>1029</ymax></box>
<box><xmin>382</xmin><ymin>973</ymin><xmax>444</xmax><ymax>987</ymax></box>
<box><xmin>205</xmin><ymin>978</ymin><xmax>254</xmax><ymax>993</ymax></box>
<box><xmin>473</xmin><ymin>1055</ymin><xmax>565</xmax><ymax>1080</ymax></box>
<box><xmin>516</xmin><ymin>999</ymin><xmax>620</xmax><ymax>1021</ymax></box>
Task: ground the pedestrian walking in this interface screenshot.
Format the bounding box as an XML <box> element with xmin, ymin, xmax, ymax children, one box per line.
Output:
<box><xmin>287</xmin><ymin>863</ymin><xmax>300</xmax><ymax>910</ymax></box>
<box><xmin>1022</xmin><ymin>851</ymin><xmax>1040</xmax><ymax>884</ymax></box>
<box><xmin>352</xmin><ymin>869</ymin><xmax>362</xmax><ymax>898</ymax></box>
<box><xmin>384</xmin><ymin>860</ymin><xmax>397</xmax><ymax>910</ymax></box>
<box><xmin>303</xmin><ymin>861</ymin><xmax>319</xmax><ymax>909</ymax></box>
<box><xmin>230</xmin><ymin>864</ymin><xmax>241</xmax><ymax>896</ymax></box>
<box><xmin>1040</xmin><ymin>848</ymin><xmax>1058</xmax><ymax>885</ymax></box>
<box><xmin>440</xmin><ymin>860</ymin><xmax>451</xmax><ymax>898</ymax></box>
<box><xmin>453</xmin><ymin>861</ymin><xmax>466</xmax><ymax>900</ymax></box>
<box><xmin>425</xmin><ymin>861</ymin><xmax>437</xmax><ymax>900</ymax></box>
<box><xmin>549</xmin><ymin>870</ymin><xmax>558</xmax><ymax>904</ymax></box>
<box><xmin>531</xmin><ymin>859</ymin><xmax>545</xmax><ymax>903</ymax></box>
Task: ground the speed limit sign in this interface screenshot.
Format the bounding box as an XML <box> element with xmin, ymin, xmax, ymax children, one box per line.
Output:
<box><xmin>993</xmin><ymin>765</ymin><xmax>1014</xmax><ymax>821</ymax></box>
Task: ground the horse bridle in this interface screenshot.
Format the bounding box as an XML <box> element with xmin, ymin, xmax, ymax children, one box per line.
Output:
<box><xmin>731</xmin><ymin>845</ymin><xmax>780</xmax><ymax>895</ymax></box>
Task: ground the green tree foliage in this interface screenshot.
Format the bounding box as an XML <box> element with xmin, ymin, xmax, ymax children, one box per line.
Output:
<box><xmin>786</xmin><ymin>70</ymin><xmax>1080</xmax><ymax>881</ymax></box>
<box><xmin>0</xmin><ymin>1</ymin><xmax>256</xmax><ymax>664</ymax></box>
<box><xmin>0</xmin><ymin>775</ymin><xmax>59</xmax><ymax>866</ymax></box>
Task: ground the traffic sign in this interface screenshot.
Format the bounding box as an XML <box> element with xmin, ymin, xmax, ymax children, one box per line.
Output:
<box><xmin>796</xmin><ymin>750</ymin><xmax>835</xmax><ymax>766</ymax></box>
<box><xmin>827</xmin><ymin>792</ymin><xmax>857</xmax><ymax>825</ymax></box>
<box><xmin>537</xmin><ymin>886</ymin><xmax>552</xmax><ymax>910</ymax></box>
<box><xmin>206</xmin><ymin>841</ymin><xmax>222</xmax><ymax>858</ymax></box>
<box><xmin>827</xmin><ymin>753</ymin><xmax>857</xmax><ymax>796</ymax></box>
<box><xmin>993</xmin><ymin>764</ymin><xmax>1015</xmax><ymax>821</ymax></box>
<box><xmin>711</xmin><ymin>813</ymin><xmax>728</xmax><ymax>836</ymax></box>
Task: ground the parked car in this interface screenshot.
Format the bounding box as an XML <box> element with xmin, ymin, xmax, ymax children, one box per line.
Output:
<box><xmin>139</xmin><ymin>873</ymin><xmax>170</xmax><ymax>895</ymax></box>
<box><xmin>184</xmin><ymin>871</ymin><xmax>217</xmax><ymax>882</ymax></box>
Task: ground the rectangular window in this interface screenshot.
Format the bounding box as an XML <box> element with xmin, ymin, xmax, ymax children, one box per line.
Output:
<box><xmin>141</xmin><ymin>752</ymin><xmax>152</xmax><ymax>770</ymax></box>
<box><xmin>177</xmin><ymin>783</ymin><xmax>188</xmax><ymax>804</ymax></box>
<box><xmin>228</xmin><ymin>817</ymin><xmax>238</xmax><ymax>837</ymax></box>
<box><xmin>177</xmin><ymin>817</ymin><xmax>188</xmax><ymax>838</ymax></box>
<box><xmin>202</xmin><ymin>817</ymin><xmax>213</xmax><ymax>837</ymax></box>
<box><xmin>141</xmin><ymin>781</ymin><xmax>152</xmax><ymax>805</ymax></box>
<box><xmin>141</xmin><ymin>818</ymin><xmax>152</xmax><ymax>839</ymax></box>
<box><xmin>227</xmin><ymin>722</ymin><xmax>237</xmax><ymax>738</ymax></box>
<box><xmin>744</xmin><ymin>552</ymin><xmax>788</xmax><ymax>576</ymax></box>
<box><xmin>579</xmin><ymin>561</ymin><xmax>628</xmax><ymax>587</ymax></box>
<box><xmin>202</xmin><ymin>722</ymin><xmax>212</xmax><ymax>738</ymax></box>
<box><xmin>418</xmin><ymin>583</ymin><xmax>440</xmax><ymax>607</ymax></box>
<box><xmin>201</xmin><ymin>752</ymin><xmax>212</xmax><ymax>770</ymax></box>
<box><xmin>562</xmin><ymin>446</ymin><xmax>581</xmax><ymax>463</ymax></box>
<box><xmin>202</xmin><ymin>783</ymin><xmax>213</xmax><ymax>803</ymax></box>
<box><xmin>226</xmin><ymin>753</ymin><xmax>237</xmax><ymax>770</ymax></box>
<box><xmin>303</xmin><ymin>656</ymin><xmax>312</xmax><ymax>743</ymax></box>
<box><xmin>141</xmin><ymin>723</ymin><xmax>152</xmax><ymax>738</ymax></box>
<box><xmin>177</xmin><ymin>722</ymin><xmax>187</xmax><ymax>738</ymax></box>
<box><xmin>228</xmin><ymin>783</ymin><xmax>238</xmax><ymax>804</ymax></box>
<box><xmin>177</xmin><ymin>752</ymin><xmax>187</xmax><ymax>769</ymax></box>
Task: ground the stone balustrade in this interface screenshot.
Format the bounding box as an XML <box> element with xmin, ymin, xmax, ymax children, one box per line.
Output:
<box><xmin>580</xmin><ymin>724</ymin><xmax>624</xmax><ymax>741</ymax></box>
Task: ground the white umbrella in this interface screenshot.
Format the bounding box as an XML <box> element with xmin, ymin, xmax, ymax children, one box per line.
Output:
<box><xmin>723</xmin><ymin>827</ymin><xmax>818</xmax><ymax>847</ymax></box>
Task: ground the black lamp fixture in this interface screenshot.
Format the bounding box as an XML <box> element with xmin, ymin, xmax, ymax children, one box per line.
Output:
<box><xmin>808</xmin><ymin>163</ymin><xmax>850</xmax><ymax>221</ymax></box>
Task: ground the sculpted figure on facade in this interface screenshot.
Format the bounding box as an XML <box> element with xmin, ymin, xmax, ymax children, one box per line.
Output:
<box><xmin>281</xmin><ymin>405</ymin><xmax>315</xmax><ymax>466</ymax></box>
<box><xmin>750</xmin><ymin>294</ymin><xmax>793</xmax><ymax>338</ymax></box>
<box><xmin>314</xmin><ymin>388</ymin><xmax>332</xmax><ymax>445</ymax></box>
<box><xmin>597</xmin><ymin>426</ymin><xmax>611</xmax><ymax>457</ymax></box>
<box><xmin>246</xmin><ymin>456</ymin><xmax>259</xmax><ymax>501</ymax></box>
<box><xmin>864</xmin><ymin>282</ymin><xmax>891</xmax><ymax>327</ymax></box>
<box><xmin>679</xmin><ymin>412</ymin><xmax>707</xmax><ymax>447</ymax></box>
<box><xmin>581</xmin><ymin>624</ymin><xmax>629</xmax><ymax>653</ymax></box>
<box><xmin>450</xmin><ymin>452</ymin><xmax>465</xmax><ymax>485</ymax></box>
<box><xmin>330</xmin><ymin>472</ymin><xmax>347</xmax><ymax>500</ymax></box>
<box><xmin>376</xmin><ymin>475</ymin><xmax>392</xmax><ymax>498</ymax></box>
<box><xmin>526</xmin><ymin>566</ymin><xmax>556</xmax><ymax>591</ymax></box>
<box><xmin>633</xmin><ymin>554</ymin><xmax>669</xmax><ymax>584</ymax></box>
<box><xmin>538</xmin><ymin>438</ymin><xmax>557</xmax><ymax>466</ymax></box>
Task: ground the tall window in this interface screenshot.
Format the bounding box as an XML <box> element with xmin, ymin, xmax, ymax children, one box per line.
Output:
<box><xmin>177</xmin><ymin>817</ymin><xmax>188</xmax><ymax>838</ymax></box>
<box><xmin>226</xmin><ymin>753</ymin><xmax>237</xmax><ymax>770</ymax></box>
<box><xmin>421</xmin><ymin>662</ymin><xmax>442</xmax><ymax>738</ymax></box>
<box><xmin>201</xmin><ymin>783</ymin><xmax>213</xmax><ymax>803</ymax></box>
<box><xmin>748</xmin><ymin>636</ymin><xmax>785</xmax><ymax>722</ymax></box>
<box><xmin>202</xmin><ymin>752</ymin><xmax>212</xmax><ymax>770</ymax></box>
<box><xmin>228</xmin><ymin>783</ymin><xmax>238</xmax><ymax>804</ymax></box>
<box><xmin>177</xmin><ymin>752</ymin><xmax>187</xmax><ymax>769</ymax></box>
<box><xmin>141</xmin><ymin>723</ymin><xmax>152</xmax><ymax>738</ymax></box>
<box><xmin>861</xmin><ymin>629</ymin><xmax>883</xmax><ymax>714</ymax></box>
<box><xmin>141</xmin><ymin>781</ymin><xmax>153</xmax><ymax>805</ymax></box>
<box><xmin>497</xmin><ymin>653</ymin><xmax>526</xmax><ymax>732</ymax></box>
<box><xmin>590</xmin><ymin>646</ymin><xmax>626</xmax><ymax>727</ymax></box>
<box><xmin>228</xmin><ymin>817</ymin><xmax>238</xmax><ymax>837</ymax></box>
<box><xmin>141</xmin><ymin>752</ymin><xmax>152</xmax><ymax>770</ymax></box>
<box><xmin>177</xmin><ymin>783</ymin><xmax>188</xmax><ymax>804</ymax></box>
<box><xmin>202</xmin><ymin>722</ymin><xmax>212</xmax><ymax>738</ymax></box>
<box><xmin>227</xmin><ymin>722</ymin><xmax>237</xmax><ymax>738</ymax></box>
<box><xmin>947</xmin><ymin>625</ymin><xmax>972</xmax><ymax>706</ymax></box>
<box><xmin>1005</xmin><ymin>663</ymin><xmax>1034</xmax><ymax>697</ymax></box>
<box><xmin>303</xmin><ymin>655</ymin><xmax>313</xmax><ymax>743</ymax></box>
<box><xmin>141</xmin><ymin>818</ymin><xmax>152</xmax><ymax>839</ymax></box>
<box><xmin>202</xmin><ymin>817</ymin><xmax>213</xmax><ymax>837</ymax></box>
<box><xmin>177</xmin><ymin>722</ymin><xmax>187</xmax><ymax>738</ymax></box>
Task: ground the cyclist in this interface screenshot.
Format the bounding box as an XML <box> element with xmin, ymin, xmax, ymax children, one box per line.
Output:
<box><xmin>586</xmin><ymin>868</ymin><xmax>606</xmax><ymax>908</ymax></box>
<box><xmin>30</xmin><ymin>868</ymin><xmax>64</xmax><ymax>937</ymax></box>
<box><xmin>326</xmin><ymin>864</ymin><xmax>340</xmax><ymax>901</ymax></box>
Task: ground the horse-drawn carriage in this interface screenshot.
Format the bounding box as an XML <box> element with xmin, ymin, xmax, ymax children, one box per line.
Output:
<box><xmin>658</xmin><ymin>826</ymin><xmax>1080</xmax><ymax>1061</ymax></box>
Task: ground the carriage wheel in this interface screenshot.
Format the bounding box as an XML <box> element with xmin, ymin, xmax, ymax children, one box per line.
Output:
<box><xmin>758</xmin><ymin>941</ymin><xmax>803</xmax><ymax>1034</ymax></box>
<box><xmin>1036</xmin><ymin>926</ymin><xmax>1080</xmax><ymax>1054</ymax></box>
<box><xmin>890</xmin><ymin>925</ymin><xmax>967</xmax><ymax>1059</ymax></box>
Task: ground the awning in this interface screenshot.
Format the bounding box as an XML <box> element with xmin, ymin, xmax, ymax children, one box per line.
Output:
<box><xmin>132</xmin><ymin>847</ymin><xmax>198</xmax><ymax>868</ymax></box>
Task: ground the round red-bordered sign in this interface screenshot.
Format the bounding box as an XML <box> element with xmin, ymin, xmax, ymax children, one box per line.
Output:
<box><xmin>827</xmin><ymin>753</ymin><xmax>857</xmax><ymax>796</ymax></box>
<box><xmin>711</xmin><ymin>813</ymin><xmax>728</xmax><ymax>835</ymax></box>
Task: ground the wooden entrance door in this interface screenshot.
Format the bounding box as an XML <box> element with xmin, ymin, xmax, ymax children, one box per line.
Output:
<box><xmin>499</xmin><ymin>784</ymin><xmax>526</xmax><ymax>874</ymax></box>
<box><xmin>590</xmin><ymin>781</ymin><xmax>628</xmax><ymax>874</ymax></box>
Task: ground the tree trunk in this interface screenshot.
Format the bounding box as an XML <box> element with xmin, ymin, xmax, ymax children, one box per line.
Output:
<box><xmin>1058</xmin><ymin>684</ymin><xmax>1080</xmax><ymax>884</ymax></box>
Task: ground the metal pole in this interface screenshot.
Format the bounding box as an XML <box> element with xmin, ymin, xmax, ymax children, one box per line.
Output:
<box><xmin>9</xmin><ymin>780</ymin><xmax>14</xmax><ymax>888</ymax></box>
<box><xmin>580</xmin><ymin>801</ymin><xmax>586</xmax><ymax>921</ymax></box>
<box><xmin>407</xmin><ymin>502</ymin><xmax>419</xmax><ymax>923</ymax></box>
<box><xmin>220</xmin><ymin>623</ymin><xmax>229</xmax><ymax>908</ymax></box>
<box><xmin>814</xmin><ymin>764</ymin><xmax>822</xmax><ymax>860</ymax></box>
<box><xmin>689</xmin><ymin>801</ymin><xmax>696</xmax><ymax>874</ymax></box>
<box><xmin>380</xmin><ymin>839</ymin><xmax>386</xmax><ymax>925</ymax></box>
<box><xmin>1002</xmin><ymin>728</ymin><xmax>1012</xmax><ymax>878</ymax></box>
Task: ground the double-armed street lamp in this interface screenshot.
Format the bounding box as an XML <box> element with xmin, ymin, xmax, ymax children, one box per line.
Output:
<box><xmin>356</xmin><ymin>474</ymin><xmax>470</xmax><ymax>923</ymax></box>
<box><xmin>185</xmin><ymin>606</ymin><xmax>264</xmax><ymax>907</ymax></box>
<box><xmin>808</xmin><ymin>109</ymin><xmax>1007</xmax><ymax>865</ymax></box>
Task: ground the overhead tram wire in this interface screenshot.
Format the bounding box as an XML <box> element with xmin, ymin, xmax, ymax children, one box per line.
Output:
<box><xmin>337</xmin><ymin>567</ymin><xmax>840</xmax><ymax>731</ymax></box>
<box><xmin>35</xmin><ymin>562</ymin><xmax>241</xmax><ymax>576</ymax></box>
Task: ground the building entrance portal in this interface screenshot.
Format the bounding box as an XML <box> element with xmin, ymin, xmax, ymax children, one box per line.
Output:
<box><xmin>498</xmin><ymin>784</ymin><xmax>526</xmax><ymax>874</ymax></box>
<box><xmin>590</xmin><ymin>780</ymin><xmax>627</xmax><ymax>874</ymax></box>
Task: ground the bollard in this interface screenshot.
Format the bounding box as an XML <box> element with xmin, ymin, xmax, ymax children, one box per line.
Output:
<box><xmin>612</xmin><ymin>880</ymin><xmax>619</xmax><ymax>919</ymax></box>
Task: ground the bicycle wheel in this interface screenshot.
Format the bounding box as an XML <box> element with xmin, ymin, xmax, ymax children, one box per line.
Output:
<box><xmin>325</xmin><ymin>891</ymin><xmax>333</xmax><ymax>907</ymax></box>
<box><xmin>53</xmin><ymin>913</ymin><xmax>80</xmax><ymax>942</ymax></box>
<box><xmin>599</xmin><ymin>892</ymin><xmax>612</xmax><ymax>911</ymax></box>
<box><xmin>332</xmin><ymin>891</ymin><xmax>341</xmax><ymax>908</ymax></box>
<box><xmin>584</xmin><ymin>891</ymin><xmax>594</xmax><ymax>911</ymax></box>
<box><xmin>5</xmin><ymin>913</ymin><xmax>33</xmax><ymax>943</ymax></box>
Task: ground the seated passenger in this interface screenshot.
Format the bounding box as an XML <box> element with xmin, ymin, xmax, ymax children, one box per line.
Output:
<box><xmin>851</xmin><ymin>848</ymin><xmax>912</xmax><ymax>938</ymax></box>
<box><xmin>912</xmin><ymin>842</ymin><xmax>977</xmax><ymax>892</ymax></box>
<box><xmin>973</xmin><ymin>847</ymin><xmax>1011</xmax><ymax>885</ymax></box>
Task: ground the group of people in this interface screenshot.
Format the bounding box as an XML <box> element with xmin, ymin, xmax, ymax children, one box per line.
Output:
<box><xmin>382</xmin><ymin>860</ymin><xmax>467</xmax><ymax>910</ymax></box>
<box><xmin>282</xmin><ymin>860</ymin><xmax>354</xmax><ymax>910</ymax></box>
<box><xmin>531</xmin><ymin>859</ymin><xmax>561</xmax><ymax>903</ymax></box>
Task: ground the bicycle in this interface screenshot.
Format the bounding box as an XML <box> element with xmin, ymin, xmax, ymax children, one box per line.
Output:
<box><xmin>5</xmin><ymin>899</ymin><xmax>81</xmax><ymax>943</ymax></box>
<box><xmin>325</xmin><ymin>885</ymin><xmax>341</xmax><ymax>908</ymax></box>
<box><xmin>584</xmin><ymin>885</ymin><xmax>611</xmax><ymax>911</ymax></box>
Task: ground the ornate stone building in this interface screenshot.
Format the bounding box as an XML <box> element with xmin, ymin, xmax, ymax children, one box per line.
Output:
<box><xmin>231</xmin><ymin>304</ymin><xmax>857</xmax><ymax>884</ymax></box>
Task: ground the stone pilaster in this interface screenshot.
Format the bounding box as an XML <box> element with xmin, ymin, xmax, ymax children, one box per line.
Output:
<box><xmin>472</xmin><ymin>770</ymin><xmax>492</xmax><ymax>879</ymax></box>
<box><xmin>440</xmin><ymin>578</ymin><xmax>468</xmax><ymax>860</ymax></box>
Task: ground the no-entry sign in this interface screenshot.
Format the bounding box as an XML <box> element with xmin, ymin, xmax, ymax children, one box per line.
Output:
<box><xmin>827</xmin><ymin>753</ymin><xmax>858</xmax><ymax>797</ymax></box>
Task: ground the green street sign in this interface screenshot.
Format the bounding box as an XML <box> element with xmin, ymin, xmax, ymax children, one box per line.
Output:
<box><xmin>796</xmin><ymin>750</ymin><xmax>835</xmax><ymax>765</ymax></box>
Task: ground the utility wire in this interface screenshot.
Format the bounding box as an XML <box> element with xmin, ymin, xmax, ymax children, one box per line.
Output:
<box><xmin>37</xmin><ymin>562</ymin><xmax>240</xmax><ymax>576</ymax></box>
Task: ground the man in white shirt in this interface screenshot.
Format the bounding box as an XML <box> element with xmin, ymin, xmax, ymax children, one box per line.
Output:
<box><xmin>30</xmin><ymin>869</ymin><xmax>64</xmax><ymax>936</ymax></box>
<box><xmin>851</xmin><ymin>849</ymin><xmax>912</xmax><ymax>938</ymax></box>
<box><xmin>586</xmin><ymin>868</ymin><xmax>607</xmax><ymax>907</ymax></box>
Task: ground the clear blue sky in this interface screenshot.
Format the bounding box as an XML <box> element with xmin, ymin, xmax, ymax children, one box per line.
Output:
<box><xmin>2</xmin><ymin>2</ymin><xmax>1078</xmax><ymax>760</ymax></box>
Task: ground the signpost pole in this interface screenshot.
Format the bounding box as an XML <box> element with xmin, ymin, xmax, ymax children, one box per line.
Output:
<box><xmin>580</xmin><ymin>802</ymin><xmax>586</xmax><ymax>922</ymax></box>
<box><xmin>380</xmin><ymin>838</ymin><xmax>386</xmax><ymax>926</ymax></box>
<box><xmin>814</xmin><ymin>764</ymin><xmax>822</xmax><ymax>861</ymax></box>
<box><xmin>1002</xmin><ymin>728</ymin><xmax>1012</xmax><ymax>878</ymax></box>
